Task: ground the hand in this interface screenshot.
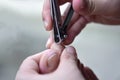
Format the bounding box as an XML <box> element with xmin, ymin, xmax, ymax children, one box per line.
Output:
<box><xmin>15</xmin><ymin>44</ymin><xmax>98</xmax><ymax>80</ymax></box>
<box><xmin>42</xmin><ymin>0</ymin><xmax>120</xmax><ymax>45</ymax></box>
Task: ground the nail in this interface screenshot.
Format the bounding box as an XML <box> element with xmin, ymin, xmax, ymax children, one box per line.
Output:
<box><xmin>47</xmin><ymin>53</ymin><xmax>59</xmax><ymax>69</ymax></box>
<box><xmin>66</xmin><ymin>46</ymin><xmax>76</xmax><ymax>56</ymax></box>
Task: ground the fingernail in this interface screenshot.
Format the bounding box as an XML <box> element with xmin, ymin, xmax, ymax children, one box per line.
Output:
<box><xmin>47</xmin><ymin>53</ymin><xmax>59</xmax><ymax>69</ymax></box>
<box><xmin>66</xmin><ymin>46</ymin><xmax>76</xmax><ymax>56</ymax></box>
<box><xmin>51</xmin><ymin>43</ymin><xmax>65</xmax><ymax>55</ymax></box>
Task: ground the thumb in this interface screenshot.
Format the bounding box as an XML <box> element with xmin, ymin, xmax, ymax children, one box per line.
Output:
<box><xmin>58</xmin><ymin>46</ymin><xmax>78</xmax><ymax>70</ymax></box>
<box><xmin>39</xmin><ymin>49</ymin><xmax>60</xmax><ymax>74</ymax></box>
<box><xmin>73</xmin><ymin>0</ymin><xmax>119</xmax><ymax>16</ymax></box>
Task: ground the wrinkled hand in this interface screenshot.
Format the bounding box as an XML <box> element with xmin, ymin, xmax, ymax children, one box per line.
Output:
<box><xmin>15</xmin><ymin>43</ymin><xmax>98</xmax><ymax>80</ymax></box>
<box><xmin>42</xmin><ymin>0</ymin><xmax>120</xmax><ymax>45</ymax></box>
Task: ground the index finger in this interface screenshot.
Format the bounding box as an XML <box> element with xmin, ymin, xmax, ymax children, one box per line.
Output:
<box><xmin>42</xmin><ymin>0</ymin><xmax>72</xmax><ymax>31</ymax></box>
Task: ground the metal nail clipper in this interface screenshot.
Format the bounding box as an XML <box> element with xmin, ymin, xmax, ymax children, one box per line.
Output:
<box><xmin>50</xmin><ymin>0</ymin><xmax>74</xmax><ymax>43</ymax></box>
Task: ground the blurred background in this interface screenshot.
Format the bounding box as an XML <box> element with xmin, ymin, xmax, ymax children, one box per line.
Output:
<box><xmin>0</xmin><ymin>0</ymin><xmax>120</xmax><ymax>80</ymax></box>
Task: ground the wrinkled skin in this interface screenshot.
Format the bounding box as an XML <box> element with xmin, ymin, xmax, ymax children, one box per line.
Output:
<box><xmin>15</xmin><ymin>43</ymin><xmax>98</xmax><ymax>80</ymax></box>
<box><xmin>16</xmin><ymin>0</ymin><xmax>120</xmax><ymax>79</ymax></box>
<box><xmin>42</xmin><ymin>0</ymin><xmax>120</xmax><ymax>46</ymax></box>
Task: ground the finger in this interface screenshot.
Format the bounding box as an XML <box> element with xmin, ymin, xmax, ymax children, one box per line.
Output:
<box><xmin>17</xmin><ymin>51</ymin><xmax>43</xmax><ymax>74</ymax></box>
<box><xmin>62</xmin><ymin>4</ymin><xmax>81</xmax><ymax>30</ymax></box>
<box><xmin>58</xmin><ymin>0</ymin><xmax>72</xmax><ymax>5</ymax></box>
<box><xmin>50</xmin><ymin>43</ymin><xmax>65</xmax><ymax>55</ymax></box>
<box><xmin>73</xmin><ymin>0</ymin><xmax>120</xmax><ymax>16</ymax></box>
<box><xmin>63</xmin><ymin>16</ymin><xmax>87</xmax><ymax>45</ymax></box>
<box><xmin>46</xmin><ymin>31</ymin><xmax>54</xmax><ymax>49</ymax></box>
<box><xmin>68</xmin><ymin>12</ymin><xmax>81</xmax><ymax>30</ymax></box>
<box><xmin>91</xmin><ymin>15</ymin><xmax>120</xmax><ymax>25</ymax></box>
<box><xmin>42</xmin><ymin>0</ymin><xmax>72</xmax><ymax>31</ymax></box>
<box><xmin>18</xmin><ymin>49</ymin><xmax>59</xmax><ymax>74</ymax></box>
<box><xmin>16</xmin><ymin>49</ymin><xmax>60</xmax><ymax>80</ymax></box>
<box><xmin>72</xmin><ymin>0</ymin><xmax>86</xmax><ymax>14</ymax></box>
<box><xmin>55</xmin><ymin>46</ymin><xmax>85</xmax><ymax>80</ymax></box>
<box><xmin>42</xmin><ymin>0</ymin><xmax>52</xmax><ymax>31</ymax></box>
<box><xmin>46</xmin><ymin>32</ymin><xmax>65</xmax><ymax>54</ymax></box>
<box><xmin>39</xmin><ymin>49</ymin><xmax>59</xmax><ymax>74</ymax></box>
<box><xmin>58</xmin><ymin>46</ymin><xmax>78</xmax><ymax>70</ymax></box>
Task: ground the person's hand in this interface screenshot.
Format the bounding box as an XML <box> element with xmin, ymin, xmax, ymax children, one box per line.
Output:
<box><xmin>42</xmin><ymin>0</ymin><xmax>120</xmax><ymax>45</ymax></box>
<box><xmin>15</xmin><ymin>44</ymin><xmax>98</xmax><ymax>80</ymax></box>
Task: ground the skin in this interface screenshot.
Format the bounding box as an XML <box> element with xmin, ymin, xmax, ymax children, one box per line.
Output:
<box><xmin>15</xmin><ymin>43</ymin><xmax>98</xmax><ymax>80</ymax></box>
<box><xmin>16</xmin><ymin>0</ymin><xmax>120</xmax><ymax>79</ymax></box>
<box><xmin>42</xmin><ymin>0</ymin><xmax>120</xmax><ymax>46</ymax></box>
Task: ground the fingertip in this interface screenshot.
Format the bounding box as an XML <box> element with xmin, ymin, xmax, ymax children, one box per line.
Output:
<box><xmin>39</xmin><ymin>49</ymin><xmax>59</xmax><ymax>74</ymax></box>
<box><xmin>63</xmin><ymin>32</ymin><xmax>75</xmax><ymax>45</ymax></box>
<box><xmin>50</xmin><ymin>43</ymin><xmax>65</xmax><ymax>55</ymax></box>
<box><xmin>61</xmin><ymin>46</ymin><xmax>77</xmax><ymax>60</ymax></box>
<box><xmin>58</xmin><ymin>46</ymin><xmax>78</xmax><ymax>70</ymax></box>
<box><xmin>73</xmin><ymin>0</ymin><xmax>85</xmax><ymax>13</ymax></box>
<box><xmin>65</xmin><ymin>46</ymin><xmax>76</xmax><ymax>55</ymax></box>
<box><xmin>46</xmin><ymin>37</ymin><xmax>53</xmax><ymax>49</ymax></box>
<box><xmin>46</xmin><ymin>32</ymin><xmax>54</xmax><ymax>49</ymax></box>
<box><xmin>47</xmin><ymin>53</ymin><xmax>59</xmax><ymax>73</ymax></box>
<box><xmin>42</xmin><ymin>0</ymin><xmax>53</xmax><ymax>31</ymax></box>
<box><xmin>43</xmin><ymin>20</ymin><xmax>50</xmax><ymax>31</ymax></box>
<box><xmin>43</xmin><ymin>16</ymin><xmax>53</xmax><ymax>31</ymax></box>
<box><xmin>63</xmin><ymin>16</ymin><xmax>87</xmax><ymax>45</ymax></box>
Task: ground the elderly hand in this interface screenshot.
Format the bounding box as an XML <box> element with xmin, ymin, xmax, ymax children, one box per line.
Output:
<box><xmin>42</xmin><ymin>0</ymin><xmax>120</xmax><ymax>45</ymax></box>
<box><xmin>15</xmin><ymin>43</ymin><xmax>98</xmax><ymax>80</ymax></box>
